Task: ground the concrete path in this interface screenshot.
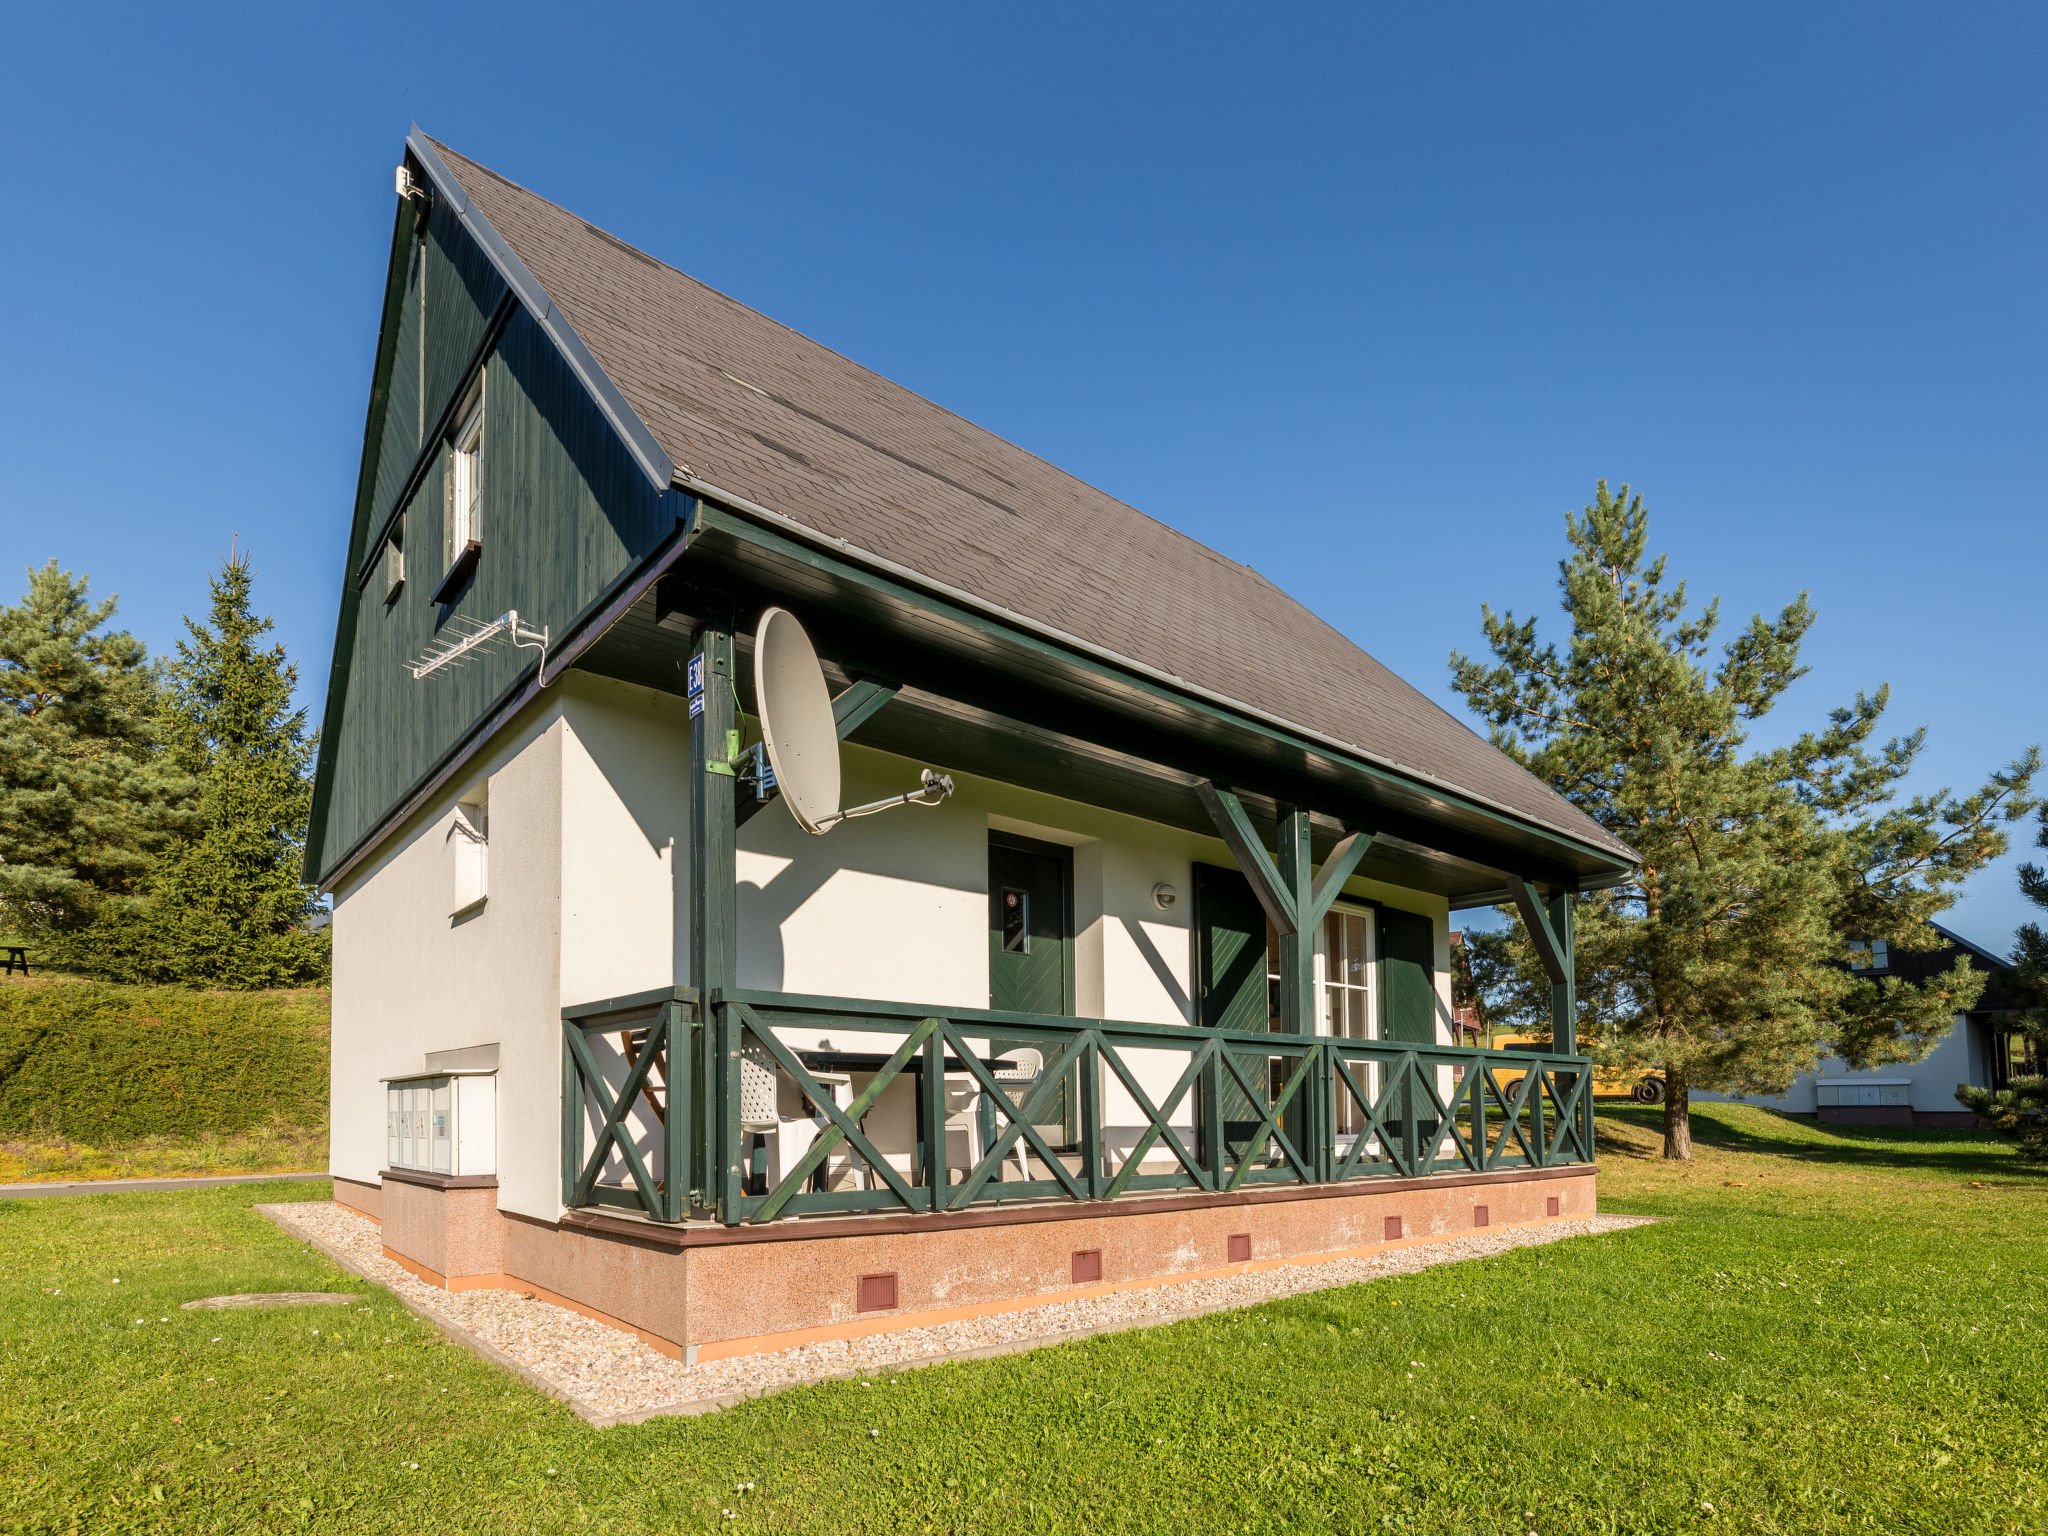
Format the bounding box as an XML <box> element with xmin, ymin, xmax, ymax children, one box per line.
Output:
<box><xmin>0</xmin><ymin>1171</ymin><xmax>329</xmax><ymax>1199</ymax></box>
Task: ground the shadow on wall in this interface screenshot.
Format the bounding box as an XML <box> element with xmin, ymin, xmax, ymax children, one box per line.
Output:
<box><xmin>571</xmin><ymin>681</ymin><xmax>690</xmax><ymax>986</ymax></box>
<box><xmin>1119</xmin><ymin>914</ymin><xmax>1193</xmax><ymax>1023</ymax></box>
<box><xmin>735</xmin><ymin>756</ymin><xmax>983</xmax><ymax>995</ymax></box>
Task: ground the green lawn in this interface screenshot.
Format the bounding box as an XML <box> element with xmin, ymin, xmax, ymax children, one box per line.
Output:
<box><xmin>3</xmin><ymin>1104</ymin><xmax>2043</xmax><ymax>1535</ymax></box>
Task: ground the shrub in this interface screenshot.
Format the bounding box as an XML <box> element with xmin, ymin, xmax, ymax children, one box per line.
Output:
<box><xmin>0</xmin><ymin>979</ymin><xmax>327</xmax><ymax>1141</ymax></box>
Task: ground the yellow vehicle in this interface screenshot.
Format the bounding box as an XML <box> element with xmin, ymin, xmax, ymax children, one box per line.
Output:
<box><xmin>1487</xmin><ymin>1033</ymin><xmax>1663</xmax><ymax>1101</ymax></box>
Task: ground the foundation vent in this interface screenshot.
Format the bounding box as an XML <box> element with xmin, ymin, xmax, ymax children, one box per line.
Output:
<box><xmin>856</xmin><ymin>1273</ymin><xmax>899</xmax><ymax>1313</ymax></box>
<box><xmin>1547</xmin><ymin>1196</ymin><xmax>1562</xmax><ymax>1217</ymax></box>
<box><xmin>1473</xmin><ymin>1205</ymin><xmax>1489</xmax><ymax>1228</ymax></box>
<box><xmin>1384</xmin><ymin>1215</ymin><xmax>1403</xmax><ymax>1241</ymax></box>
<box><xmin>1071</xmin><ymin>1250</ymin><xmax>1102</xmax><ymax>1285</ymax></box>
<box><xmin>1227</xmin><ymin>1233</ymin><xmax>1252</xmax><ymax>1264</ymax></box>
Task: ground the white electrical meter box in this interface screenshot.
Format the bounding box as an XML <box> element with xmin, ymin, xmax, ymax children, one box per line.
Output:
<box><xmin>384</xmin><ymin>1071</ymin><xmax>496</xmax><ymax>1176</ymax></box>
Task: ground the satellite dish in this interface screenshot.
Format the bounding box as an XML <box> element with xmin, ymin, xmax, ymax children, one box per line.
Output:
<box><xmin>753</xmin><ymin>607</ymin><xmax>842</xmax><ymax>835</ymax></box>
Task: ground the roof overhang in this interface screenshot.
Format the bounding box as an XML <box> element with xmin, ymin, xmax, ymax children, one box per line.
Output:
<box><xmin>579</xmin><ymin>490</ymin><xmax>1637</xmax><ymax>904</ymax></box>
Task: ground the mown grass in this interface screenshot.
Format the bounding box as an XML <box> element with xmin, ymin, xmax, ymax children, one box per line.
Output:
<box><xmin>0</xmin><ymin>1126</ymin><xmax>326</xmax><ymax>1184</ymax></box>
<box><xmin>2</xmin><ymin>1104</ymin><xmax>2043</xmax><ymax>1535</ymax></box>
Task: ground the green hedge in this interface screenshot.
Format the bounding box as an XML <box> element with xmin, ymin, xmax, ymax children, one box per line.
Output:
<box><xmin>0</xmin><ymin>981</ymin><xmax>328</xmax><ymax>1140</ymax></box>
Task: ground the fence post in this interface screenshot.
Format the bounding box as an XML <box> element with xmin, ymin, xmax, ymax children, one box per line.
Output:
<box><xmin>1080</xmin><ymin>1034</ymin><xmax>1104</xmax><ymax>1200</ymax></box>
<box><xmin>661</xmin><ymin>998</ymin><xmax>689</xmax><ymax>1222</ymax></box>
<box><xmin>560</xmin><ymin>1018</ymin><xmax>582</xmax><ymax>1208</ymax></box>
<box><xmin>922</xmin><ymin>1024</ymin><xmax>948</xmax><ymax>1212</ymax></box>
<box><xmin>1202</xmin><ymin>1039</ymin><xmax>1225</xmax><ymax>1189</ymax></box>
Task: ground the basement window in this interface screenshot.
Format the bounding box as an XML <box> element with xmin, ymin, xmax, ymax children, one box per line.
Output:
<box><xmin>450</xmin><ymin>785</ymin><xmax>488</xmax><ymax>917</ymax></box>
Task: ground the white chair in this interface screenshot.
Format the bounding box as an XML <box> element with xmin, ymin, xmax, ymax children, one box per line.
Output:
<box><xmin>988</xmin><ymin>1047</ymin><xmax>1046</xmax><ymax>1181</ymax></box>
<box><xmin>739</xmin><ymin>1044</ymin><xmax>858</xmax><ymax>1195</ymax></box>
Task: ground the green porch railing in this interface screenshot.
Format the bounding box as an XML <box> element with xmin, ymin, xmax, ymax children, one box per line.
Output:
<box><xmin>561</xmin><ymin>988</ymin><xmax>1594</xmax><ymax>1227</ymax></box>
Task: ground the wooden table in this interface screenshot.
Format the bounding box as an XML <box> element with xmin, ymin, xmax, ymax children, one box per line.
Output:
<box><xmin>0</xmin><ymin>947</ymin><xmax>27</xmax><ymax>977</ymax></box>
<box><xmin>794</xmin><ymin>1050</ymin><xmax>1017</xmax><ymax>1184</ymax></box>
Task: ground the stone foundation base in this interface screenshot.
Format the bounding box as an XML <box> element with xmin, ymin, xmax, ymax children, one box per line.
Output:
<box><xmin>368</xmin><ymin>1165</ymin><xmax>1595</xmax><ymax>1362</ymax></box>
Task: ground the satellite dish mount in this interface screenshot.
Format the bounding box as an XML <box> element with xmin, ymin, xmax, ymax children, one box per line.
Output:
<box><xmin>751</xmin><ymin>607</ymin><xmax>952</xmax><ymax>834</ymax></box>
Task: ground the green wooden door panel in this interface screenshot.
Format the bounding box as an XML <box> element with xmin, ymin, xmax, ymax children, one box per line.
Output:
<box><xmin>1195</xmin><ymin>862</ymin><xmax>1283</xmax><ymax>1158</ymax></box>
<box><xmin>988</xmin><ymin>835</ymin><xmax>1073</xmax><ymax>1139</ymax></box>
<box><xmin>1194</xmin><ymin>863</ymin><xmax>1270</xmax><ymax>1032</ymax></box>
<box><xmin>1379</xmin><ymin>907</ymin><xmax>1436</xmax><ymax>1045</ymax></box>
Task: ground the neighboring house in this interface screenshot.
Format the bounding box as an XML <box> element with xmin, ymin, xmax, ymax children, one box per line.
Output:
<box><xmin>311</xmin><ymin>132</ymin><xmax>1638</xmax><ymax>1366</ymax></box>
<box><xmin>1697</xmin><ymin>924</ymin><xmax>2034</xmax><ymax>1128</ymax></box>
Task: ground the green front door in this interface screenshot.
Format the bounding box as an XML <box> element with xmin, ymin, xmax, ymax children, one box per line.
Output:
<box><xmin>988</xmin><ymin>834</ymin><xmax>1074</xmax><ymax>1143</ymax></box>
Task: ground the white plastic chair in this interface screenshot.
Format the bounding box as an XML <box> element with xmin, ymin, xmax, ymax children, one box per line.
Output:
<box><xmin>989</xmin><ymin>1046</ymin><xmax>1046</xmax><ymax>1180</ymax></box>
<box><xmin>739</xmin><ymin>1043</ymin><xmax>858</xmax><ymax>1194</ymax></box>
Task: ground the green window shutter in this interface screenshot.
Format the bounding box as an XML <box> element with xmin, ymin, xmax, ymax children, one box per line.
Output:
<box><xmin>1195</xmin><ymin>862</ymin><xmax>1269</xmax><ymax>1032</ymax></box>
<box><xmin>1379</xmin><ymin>908</ymin><xmax>1436</xmax><ymax>1045</ymax></box>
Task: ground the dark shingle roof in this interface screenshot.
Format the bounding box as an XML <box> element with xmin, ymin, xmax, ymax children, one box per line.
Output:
<box><xmin>427</xmin><ymin>139</ymin><xmax>1630</xmax><ymax>862</ymax></box>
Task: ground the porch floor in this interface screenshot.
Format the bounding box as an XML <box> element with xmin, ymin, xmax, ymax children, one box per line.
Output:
<box><xmin>265</xmin><ymin>1199</ymin><xmax>1651</xmax><ymax>1427</ymax></box>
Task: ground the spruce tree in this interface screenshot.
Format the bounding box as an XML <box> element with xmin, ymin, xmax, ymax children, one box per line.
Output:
<box><xmin>118</xmin><ymin>552</ymin><xmax>327</xmax><ymax>988</ymax></box>
<box><xmin>0</xmin><ymin>562</ymin><xmax>192</xmax><ymax>950</ymax></box>
<box><xmin>1451</xmin><ymin>483</ymin><xmax>2037</xmax><ymax>1158</ymax></box>
<box><xmin>1956</xmin><ymin>807</ymin><xmax>2048</xmax><ymax>1155</ymax></box>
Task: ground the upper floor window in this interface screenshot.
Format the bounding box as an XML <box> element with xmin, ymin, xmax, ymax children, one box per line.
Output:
<box><xmin>382</xmin><ymin>513</ymin><xmax>405</xmax><ymax>603</ymax></box>
<box><xmin>429</xmin><ymin>383</ymin><xmax>485</xmax><ymax>605</ymax></box>
<box><xmin>449</xmin><ymin>390</ymin><xmax>483</xmax><ymax>563</ymax></box>
<box><xmin>1848</xmin><ymin>939</ymin><xmax>1889</xmax><ymax>972</ymax></box>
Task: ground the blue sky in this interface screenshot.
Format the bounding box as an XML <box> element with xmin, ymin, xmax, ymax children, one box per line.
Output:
<box><xmin>2</xmin><ymin>4</ymin><xmax>2042</xmax><ymax>943</ymax></box>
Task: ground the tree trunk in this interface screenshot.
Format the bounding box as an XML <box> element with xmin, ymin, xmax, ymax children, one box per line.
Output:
<box><xmin>1662</xmin><ymin>1068</ymin><xmax>1693</xmax><ymax>1160</ymax></box>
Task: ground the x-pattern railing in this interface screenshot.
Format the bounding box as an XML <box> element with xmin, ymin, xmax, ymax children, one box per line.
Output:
<box><xmin>560</xmin><ymin>987</ymin><xmax>1594</xmax><ymax>1226</ymax></box>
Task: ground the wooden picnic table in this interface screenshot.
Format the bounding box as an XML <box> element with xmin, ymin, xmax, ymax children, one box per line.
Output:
<box><xmin>1</xmin><ymin>947</ymin><xmax>28</xmax><ymax>977</ymax></box>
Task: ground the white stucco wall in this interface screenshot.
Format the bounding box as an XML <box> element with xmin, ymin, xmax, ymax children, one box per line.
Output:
<box><xmin>1696</xmin><ymin>1013</ymin><xmax>1989</xmax><ymax>1117</ymax></box>
<box><xmin>329</xmin><ymin>693</ymin><xmax>565</xmax><ymax>1217</ymax></box>
<box><xmin>331</xmin><ymin>670</ymin><xmax>1458</xmax><ymax>1216</ymax></box>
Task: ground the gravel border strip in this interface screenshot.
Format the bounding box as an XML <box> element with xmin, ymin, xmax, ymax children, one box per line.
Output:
<box><xmin>256</xmin><ymin>1204</ymin><xmax>586</xmax><ymax>1418</ymax></box>
<box><xmin>261</xmin><ymin>1202</ymin><xmax>1655</xmax><ymax>1427</ymax></box>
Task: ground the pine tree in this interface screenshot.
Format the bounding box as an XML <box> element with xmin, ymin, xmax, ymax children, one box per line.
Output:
<box><xmin>115</xmin><ymin>552</ymin><xmax>327</xmax><ymax>988</ymax></box>
<box><xmin>1956</xmin><ymin>807</ymin><xmax>2048</xmax><ymax>1156</ymax></box>
<box><xmin>0</xmin><ymin>562</ymin><xmax>192</xmax><ymax>949</ymax></box>
<box><xmin>1450</xmin><ymin>483</ymin><xmax>2037</xmax><ymax>1158</ymax></box>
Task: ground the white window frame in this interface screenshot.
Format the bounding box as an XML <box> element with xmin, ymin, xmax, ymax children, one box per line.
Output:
<box><xmin>382</xmin><ymin>513</ymin><xmax>405</xmax><ymax>602</ymax></box>
<box><xmin>447</xmin><ymin>386</ymin><xmax>484</xmax><ymax>570</ymax></box>
<box><xmin>450</xmin><ymin>785</ymin><xmax>488</xmax><ymax>917</ymax></box>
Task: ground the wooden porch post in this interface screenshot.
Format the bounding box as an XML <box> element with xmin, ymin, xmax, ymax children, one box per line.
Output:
<box><xmin>690</xmin><ymin>623</ymin><xmax>741</xmax><ymax>1223</ymax></box>
<box><xmin>1274</xmin><ymin>805</ymin><xmax>1321</xmax><ymax>1176</ymax></box>
<box><xmin>1548</xmin><ymin>889</ymin><xmax>1575</xmax><ymax>1057</ymax></box>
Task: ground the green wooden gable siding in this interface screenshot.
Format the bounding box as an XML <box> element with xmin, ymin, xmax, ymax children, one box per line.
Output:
<box><xmin>310</xmin><ymin>204</ymin><xmax>678</xmax><ymax>885</ymax></box>
<box><xmin>366</xmin><ymin>199</ymin><xmax>509</xmax><ymax>544</ymax></box>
